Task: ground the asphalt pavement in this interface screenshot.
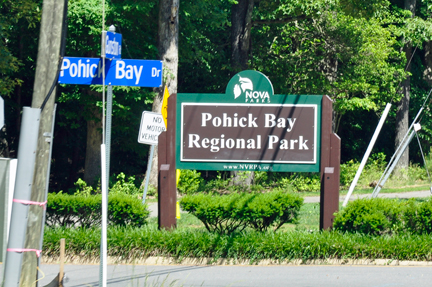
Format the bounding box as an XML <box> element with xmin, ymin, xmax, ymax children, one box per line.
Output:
<box><xmin>14</xmin><ymin>263</ymin><xmax>432</xmax><ymax>287</ymax></box>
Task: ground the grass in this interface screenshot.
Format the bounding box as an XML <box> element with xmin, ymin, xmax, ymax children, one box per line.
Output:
<box><xmin>43</xmin><ymin>224</ymin><xmax>432</xmax><ymax>262</ymax></box>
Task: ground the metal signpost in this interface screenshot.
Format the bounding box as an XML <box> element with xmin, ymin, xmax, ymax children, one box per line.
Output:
<box><xmin>56</xmin><ymin>26</ymin><xmax>162</xmax><ymax>287</ymax></box>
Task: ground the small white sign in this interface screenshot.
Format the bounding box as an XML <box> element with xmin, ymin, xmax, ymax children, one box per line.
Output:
<box><xmin>138</xmin><ymin>111</ymin><xmax>166</xmax><ymax>145</ymax></box>
<box><xmin>0</xmin><ymin>96</ymin><xmax>4</xmax><ymax>129</ymax></box>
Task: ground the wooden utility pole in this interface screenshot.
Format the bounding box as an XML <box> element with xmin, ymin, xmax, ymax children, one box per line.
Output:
<box><xmin>19</xmin><ymin>0</ymin><xmax>67</xmax><ymax>285</ymax></box>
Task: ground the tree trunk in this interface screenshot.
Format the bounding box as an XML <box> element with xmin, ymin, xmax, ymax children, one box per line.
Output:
<box><xmin>231</xmin><ymin>0</ymin><xmax>254</xmax><ymax>72</ymax></box>
<box><xmin>143</xmin><ymin>0</ymin><xmax>179</xmax><ymax>189</ymax></box>
<box><xmin>230</xmin><ymin>0</ymin><xmax>255</xmax><ymax>186</ymax></box>
<box><xmin>395</xmin><ymin>0</ymin><xmax>416</xmax><ymax>170</ymax></box>
<box><xmin>424</xmin><ymin>40</ymin><xmax>432</xmax><ymax>86</ymax></box>
<box><xmin>83</xmin><ymin>90</ymin><xmax>102</xmax><ymax>185</ymax></box>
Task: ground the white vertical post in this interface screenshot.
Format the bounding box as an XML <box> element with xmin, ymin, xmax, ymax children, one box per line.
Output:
<box><xmin>100</xmin><ymin>144</ymin><xmax>107</xmax><ymax>287</ymax></box>
<box><xmin>7</xmin><ymin>159</ymin><xmax>17</xmax><ymax>239</ymax></box>
<box><xmin>3</xmin><ymin>107</ymin><xmax>41</xmax><ymax>286</ymax></box>
<box><xmin>343</xmin><ymin>103</ymin><xmax>392</xmax><ymax>207</ymax></box>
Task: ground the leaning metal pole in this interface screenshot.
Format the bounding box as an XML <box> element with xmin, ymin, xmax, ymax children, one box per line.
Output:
<box><xmin>343</xmin><ymin>103</ymin><xmax>391</xmax><ymax>207</ymax></box>
<box><xmin>3</xmin><ymin>107</ymin><xmax>41</xmax><ymax>286</ymax></box>
<box><xmin>372</xmin><ymin>129</ymin><xmax>416</xmax><ymax>198</ymax></box>
<box><xmin>371</xmin><ymin>107</ymin><xmax>424</xmax><ymax>198</ymax></box>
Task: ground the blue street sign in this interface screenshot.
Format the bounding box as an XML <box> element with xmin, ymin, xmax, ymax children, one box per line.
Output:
<box><xmin>104</xmin><ymin>31</ymin><xmax>122</xmax><ymax>59</ymax></box>
<box><xmin>59</xmin><ymin>57</ymin><xmax>163</xmax><ymax>87</ymax></box>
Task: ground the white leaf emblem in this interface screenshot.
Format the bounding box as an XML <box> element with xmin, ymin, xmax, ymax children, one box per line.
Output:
<box><xmin>234</xmin><ymin>84</ymin><xmax>241</xmax><ymax>99</ymax></box>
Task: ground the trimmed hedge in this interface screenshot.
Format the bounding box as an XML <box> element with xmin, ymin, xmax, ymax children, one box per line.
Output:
<box><xmin>404</xmin><ymin>199</ymin><xmax>432</xmax><ymax>234</ymax></box>
<box><xmin>180</xmin><ymin>191</ymin><xmax>303</xmax><ymax>234</ymax></box>
<box><xmin>46</xmin><ymin>193</ymin><xmax>149</xmax><ymax>228</ymax></box>
<box><xmin>334</xmin><ymin>198</ymin><xmax>432</xmax><ymax>235</ymax></box>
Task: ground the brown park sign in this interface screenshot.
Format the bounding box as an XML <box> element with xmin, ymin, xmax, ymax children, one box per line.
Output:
<box><xmin>176</xmin><ymin>70</ymin><xmax>322</xmax><ymax>172</ymax></box>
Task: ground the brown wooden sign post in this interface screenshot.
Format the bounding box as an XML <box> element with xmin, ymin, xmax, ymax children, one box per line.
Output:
<box><xmin>319</xmin><ymin>96</ymin><xmax>341</xmax><ymax>230</ymax></box>
<box><xmin>158</xmin><ymin>94</ymin><xmax>177</xmax><ymax>229</ymax></box>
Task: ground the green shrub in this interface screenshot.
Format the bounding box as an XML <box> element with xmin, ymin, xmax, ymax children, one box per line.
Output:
<box><xmin>73</xmin><ymin>178</ymin><xmax>98</xmax><ymax>196</ymax></box>
<box><xmin>277</xmin><ymin>173</ymin><xmax>320</xmax><ymax>192</ymax></box>
<box><xmin>333</xmin><ymin>198</ymin><xmax>404</xmax><ymax>235</ymax></box>
<box><xmin>46</xmin><ymin>193</ymin><xmax>149</xmax><ymax>228</ymax></box>
<box><xmin>254</xmin><ymin>171</ymin><xmax>268</xmax><ymax>185</ymax></box>
<box><xmin>110</xmin><ymin>172</ymin><xmax>141</xmax><ymax>195</ymax></box>
<box><xmin>177</xmin><ymin>170</ymin><xmax>204</xmax><ymax>195</ymax></box>
<box><xmin>180</xmin><ymin>192</ymin><xmax>303</xmax><ymax>234</ymax></box>
<box><xmin>340</xmin><ymin>160</ymin><xmax>360</xmax><ymax>188</ymax></box>
<box><xmin>180</xmin><ymin>193</ymin><xmax>246</xmax><ymax>234</ymax></box>
<box><xmin>243</xmin><ymin>191</ymin><xmax>304</xmax><ymax>231</ymax></box>
<box><xmin>404</xmin><ymin>199</ymin><xmax>432</xmax><ymax>235</ymax></box>
<box><xmin>108</xmin><ymin>193</ymin><xmax>149</xmax><ymax>226</ymax></box>
<box><xmin>335</xmin><ymin>198</ymin><xmax>432</xmax><ymax>236</ymax></box>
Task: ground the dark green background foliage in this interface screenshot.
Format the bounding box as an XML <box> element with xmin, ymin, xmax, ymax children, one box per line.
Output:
<box><xmin>180</xmin><ymin>192</ymin><xmax>303</xmax><ymax>234</ymax></box>
<box><xmin>334</xmin><ymin>198</ymin><xmax>432</xmax><ymax>235</ymax></box>
<box><xmin>2</xmin><ymin>0</ymin><xmax>432</xmax><ymax>191</ymax></box>
<box><xmin>46</xmin><ymin>193</ymin><xmax>149</xmax><ymax>228</ymax></box>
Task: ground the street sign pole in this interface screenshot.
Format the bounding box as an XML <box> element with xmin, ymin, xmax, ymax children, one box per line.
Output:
<box><xmin>57</xmin><ymin>23</ymin><xmax>162</xmax><ymax>287</ymax></box>
<box><xmin>106</xmin><ymin>84</ymin><xmax>113</xmax><ymax>192</ymax></box>
<box><xmin>142</xmin><ymin>145</ymin><xmax>155</xmax><ymax>204</ymax></box>
<box><xmin>99</xmin><ymin>20</ymin><xmax>107</xmax><ymax>287</ymax></box>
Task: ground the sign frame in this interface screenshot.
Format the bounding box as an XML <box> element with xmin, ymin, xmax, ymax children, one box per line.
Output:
<box><xmin>175</xmin><ymin>71</ymin><xmax>322</xmax><ymax>172</ymax></box>
<box><xmin>138</xmin><ymin>111</ymin><xmax>166</xmax><ymax>145</ymax></box>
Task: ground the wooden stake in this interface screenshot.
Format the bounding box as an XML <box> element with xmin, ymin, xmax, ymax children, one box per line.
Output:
<box><xmin>59</xmin><ymin>238</ymin><xmax>65</xmax><ymax>286</ymax></box>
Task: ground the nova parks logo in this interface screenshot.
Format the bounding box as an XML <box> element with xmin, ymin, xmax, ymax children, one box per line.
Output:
<box><xmin>233</xmin><ymin>75</ymin><xmax>271</xmax><ymax>103</ymax></box>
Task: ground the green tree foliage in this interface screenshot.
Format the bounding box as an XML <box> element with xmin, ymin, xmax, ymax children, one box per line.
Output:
<box><xmin>0</xmin><ymin>0</ymin><xmax>41</xmax><ymax>157</ymax></box>
<box><xmin>52</xmin><ymin>0</ymin><xmax>160</xmax><ymax>190</ymax></box>
<box><xmin>3</xmin><ymin>0</ymin><xmax>432</xmax><ymax>190</ymax></box>
<box><xmin>0</xmin><ymin>0</ymin><xmax>40</xmax><ymax>96</ymax></box>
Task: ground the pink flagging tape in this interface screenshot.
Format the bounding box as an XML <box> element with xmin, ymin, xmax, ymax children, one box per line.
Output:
<box><xmin>7</xmin><ymin>248</ymin><xmax>42</xmax><ymax>257</ymax></box>
<box><xmin>13</xmin><ymin>199</ymin><xmax>47</xmax><ymax>209</ymax></box>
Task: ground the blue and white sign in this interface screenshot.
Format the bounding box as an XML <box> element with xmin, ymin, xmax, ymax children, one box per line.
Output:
<box><xmin>105</xmin><ymin>31</ymin><xmax>122</xmax><ymax>59</ymax></box>
<box><xmin>59</xmin><ymin>57</ymin><xmax>162</xmax><ymax>87</ymax></box>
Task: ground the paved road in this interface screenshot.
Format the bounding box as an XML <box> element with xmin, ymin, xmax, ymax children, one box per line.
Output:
<box><xmin>18</xmin><ymin>264</ymin><xmax>432</xmax><ymax>287</ymax></box>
